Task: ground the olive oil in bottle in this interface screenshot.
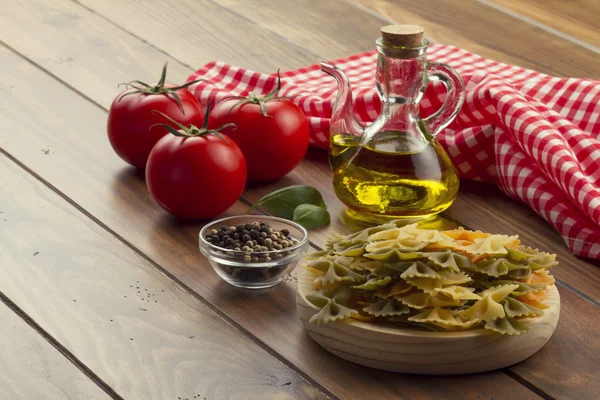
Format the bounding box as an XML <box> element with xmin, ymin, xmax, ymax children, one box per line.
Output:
<box><xmin>331</xmin><ymin>131</ymin><xmax>459</xmax><ymax>221</ymax></box>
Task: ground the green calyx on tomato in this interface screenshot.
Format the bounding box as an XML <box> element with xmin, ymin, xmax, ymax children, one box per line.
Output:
<box><xmin>118</xmin><ymin>62</ymin><xmax>203</xmax><ymax>114</ymax></box>
<box><xmin>151</xmin><ymin>104</ymin><xmax>236</xmax><ymax>142</ymax></box>
<box><xmin>225</xmin><ymin>70</ymin><xmax>290</xmax><ymax>117</ymax></box>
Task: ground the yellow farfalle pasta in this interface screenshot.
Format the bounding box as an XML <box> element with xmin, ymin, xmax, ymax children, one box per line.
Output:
<box><xmin>304</xmin><ymin>222</ymin><xmax>557</xmax><ymax>335</ymax></box>
<box><xmin>409</xmin><ymin>307</ymin><xmax>481</xmax><ymax>331</ymax></box>
<box><xmin>460</xmin><ymin>284</ymin><xmax>519</xmax><ymax>322</ymax></box>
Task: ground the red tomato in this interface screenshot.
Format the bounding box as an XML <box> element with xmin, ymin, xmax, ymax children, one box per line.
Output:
<box><xmin>209</xmin><ymin>98</ymin><xmax>309</xmax><ymax>181</ymax></box>
<box><xmin>107</xmin><ymin>65</ymin><xmax>204</xmax><ymax>169</ymax></box>
<box><xmin>146</xmin><ymin>126</ymin><xmax>246</xmax><ymax>220</ymax></box>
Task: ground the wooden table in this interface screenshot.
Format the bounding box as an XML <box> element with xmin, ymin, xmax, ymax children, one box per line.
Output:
<box><xmin>0</xmin><ymin>1</ymin><xmax>598</xmax><ymax>399</ymax></box>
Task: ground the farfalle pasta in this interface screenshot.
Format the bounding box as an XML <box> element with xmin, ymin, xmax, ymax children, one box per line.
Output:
<box><xmin>304</xmin><ymin>223</ymin><xmax>558</xmax><ymax>335</ymax></box>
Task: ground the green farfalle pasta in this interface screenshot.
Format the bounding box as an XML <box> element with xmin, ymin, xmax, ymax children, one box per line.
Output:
<box><xmin>503</xmin><ymin>296</ymin><xmax>544</xmax><ymax>318</ymax></box>
<box><xmin>307</xmin><ymin>294</ymin><xmax>358</xmax><ymax>324</ymax></box>
<box><xmin>363</xmin><ymin>298</ymin><xmax>410</xmax><ymax>317</ymax></box>
<box><xmin>302</xmin><ymin>221</ymin><xmax>557</xmax><ymax>335</ymax></box>
<box><xmin>353</xmin><ymin>276</ymin><xmax>393</xmax><ymax>290</ymax></box>
<box><xmin>427</xmin><ymin>251</ymin><xmax>476</xmax><ymax>272</ymax></box>
<box><xmin>476</xmin><ymin>257</ymin><xmax>529</xmax><ymax>277</ymax></box>
<box><xmin>304</xmin><ymin>258</ymin><xmax>364</xmax><ymax>286</ymax></box>
<box><xmin>484</xmin><ymin>316</ymin><xmax>529</xmax><ymax>335</ymax></box>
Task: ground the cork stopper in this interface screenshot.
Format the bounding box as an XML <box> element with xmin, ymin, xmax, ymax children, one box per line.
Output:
<box><xmin>381</xmin><ymin>24</ymin><xmax>425</xmax><ymax>47</ymax></box>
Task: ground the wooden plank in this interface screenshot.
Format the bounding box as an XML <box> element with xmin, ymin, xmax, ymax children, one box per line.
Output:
<box><xmin>0</xmin><ymin>154</ymin><xmax>324</xmax><ymax>399</ymax></box>
<box><xmin>485</xmin><ymin>0</ymin><xmax>600</xmax><ymax>48</ymax></box>
<box><xmin>0</xmin><ymin>0</ymin><xmax>195</xmax><ymax>108</ymax></box>
<box><xmin>0</xmin><ymin>2</ymin><xmax>539</xmax><ymax>399</ymax></box>
<box><xmin>0</xmin><ymin>300</ymin><xmax>111</xmax><ymax>400</ymax></box>
<box><xmin>350</xmin><ymin>0</ymin><xmax>600</xmax><ymax>78</ymax></box>
<box><xmin>217</xmin><ymin>0</ymin><xmax>382</xmax><ymax>58</ymax></box>
<box><xmin>510</xmin><ymin>288</ymin><xmax>600</xmax><ymax>400</ymax></box>
<box><xmin>71</xmin><ymin>0</ymin><xmax>318</xmax><ymax>72</ymax></box>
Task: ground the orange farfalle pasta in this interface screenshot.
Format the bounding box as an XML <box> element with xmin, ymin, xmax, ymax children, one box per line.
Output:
<box><xmin>525</xmin><ymin>269</ymin><xmax>555</xmax><ymax>286</ymax></box>
<box><xmin>442</xmin><ymin>227</ymin><xmax>491</xmax><ymax>241</ymax></box>
<box><xmin>520</xmin><ymin>289</ymin><xmax>549</xmax><ymax>309</ymax></box>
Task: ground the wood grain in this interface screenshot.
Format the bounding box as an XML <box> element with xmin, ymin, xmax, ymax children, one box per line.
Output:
<box><xmin>298</xmin><ymin>270</ymin><xmax>561</xmax><ymax>375</ymax></box>
<box><xmin>510</xmin><ymin>288</ymin><xmax>600</xmax><ymax>400</ymax></box>
<box><xmin>0</xmin><ymin>2</ymin><xmax>540</xmax><ymax>399</ymax></box>
<box><xmin>76</xmin><ymin>0</ymin><xmax>319</xmax><ymax>72</ymax></box>
<box><xmin>486</xmin><ymin>0</ymin><xmax>600</xmax><ymax>48</ymax></box>
<box><xmin>216</xmin><ymin>0</ymin><xmax>382</xmax><ymax>58</ymax></box>
<box><xmin>351</xmin><ymin>0</ymin><xmax>600</xmax><ymax>79</ymax></box>
<box><xmin>0</xmin><ymin>301</ymin><xmax>111</xmax><ymax>400</ymax></box>
<box><xmin>0</xmin><ymin>154</ymin><xmax>323</xmax><ymax>400</ymax></box>
<box><xmin>0</xmin><ymin>0</ymin><xmax>194</xmax><ymax>108</ymax></box>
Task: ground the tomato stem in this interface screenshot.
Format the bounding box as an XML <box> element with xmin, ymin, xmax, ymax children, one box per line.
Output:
<box><xmin>118</xmin><ymin>62</ymin><xmax>204</xmax><ymax>115</ymax></box>
<box><xmin>223</xmin><ymin>70</ymin><xmax>292</xmax><ymax>117</ymax></box>
<box><xmin>150</xmin><ymin>103</ymin><xmax>235</xmax><ymax>143</ymax></box>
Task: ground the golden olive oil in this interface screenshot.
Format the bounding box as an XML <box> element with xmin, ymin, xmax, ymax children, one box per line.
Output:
<box><xmin>330</xmin><ymin>131</ymin><xmax>459</xmax><ymax>221</ymax></box>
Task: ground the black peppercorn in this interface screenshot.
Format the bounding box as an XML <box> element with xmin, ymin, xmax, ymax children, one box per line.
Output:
<box><xmin>242</xmin><ymin>234</ymin><xmax>251</xmax><ymax>242</ymax></box>
<box><xmin>281</xmin><ymin>229</ymin><xmax>290</xmax><ymax>237</ymax></box>
<box><xmin>221</xmin><ymin>225</ymin><xmax>229</xmax><ymax>231</ymax></box>
<box><xmin>257</xmin><ymin>237</ymin><xmax>265</xmax><ymax>245</ymax></box>
<box><xmin>245</xmin><ymin>223</ymin><xmax>252</xmax><ymax>230</ymax></box>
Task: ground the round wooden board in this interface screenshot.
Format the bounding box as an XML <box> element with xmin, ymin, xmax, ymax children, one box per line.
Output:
<box><xmin>296</xmin><ymin>269</ymin><xmax>560</xmax><ymax>375</ymax></box>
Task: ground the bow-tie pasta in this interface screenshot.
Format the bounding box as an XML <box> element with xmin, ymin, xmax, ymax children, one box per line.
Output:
<box><xmin>303</xmin><ymin>223</ymin><xmax>558</xmax><ymax>335</ymax></box>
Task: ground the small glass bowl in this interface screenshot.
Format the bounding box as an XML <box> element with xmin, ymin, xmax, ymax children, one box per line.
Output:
<box><xmin>199</xmin><ymin>215</ymin><xmax>309</xmax><ymax>289</ymax></box>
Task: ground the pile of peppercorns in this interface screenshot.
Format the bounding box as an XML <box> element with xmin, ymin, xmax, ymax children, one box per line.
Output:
<box><xmin>205</xmin><ymin>221</ymin><xmax>296</xmax><ymax>262</ymax></box>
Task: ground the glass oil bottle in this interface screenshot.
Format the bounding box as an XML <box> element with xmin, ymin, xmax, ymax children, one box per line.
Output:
<box><xmin>322</xmin><ymin>24</ymin><xmax>465</xmax><ymax>222</ymax></box>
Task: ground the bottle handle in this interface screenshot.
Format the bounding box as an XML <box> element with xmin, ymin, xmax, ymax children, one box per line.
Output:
<box><xmin>423</xmin><ymin>62</ymin><xmax>465</xmax><ymax>138</ymax></box>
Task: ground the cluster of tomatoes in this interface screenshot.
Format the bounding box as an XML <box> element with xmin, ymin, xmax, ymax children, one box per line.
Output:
<box><xmin>107</xmin><ymin>64</ymin><xmax>309</xmax><ymax>220</ymax></box>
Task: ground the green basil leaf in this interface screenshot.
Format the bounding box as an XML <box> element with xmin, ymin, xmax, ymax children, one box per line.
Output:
<box><xmin>293</xmin><ymin>204</ymin><xmax>330</xmax><ymax>229</ymax></box>
<box><xmin>247</xmin><ymin>185</ymin><xmax>326</xmax><ymax>219</ymax></box>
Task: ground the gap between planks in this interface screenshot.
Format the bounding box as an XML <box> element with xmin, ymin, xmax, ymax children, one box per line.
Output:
<box><xmin>475</xmin><ymin>0</ymin><xmax>600</xmax><ymax>54</ymax></box>
<box><xmin>0</xmin><ymin>290</ymin><xmax>124</xmax><ymax>400</ymax></box>
<box><xmin>345</xmin><ymin>0</ymin><xmax>600</xmax><ymax>56</ymax></box>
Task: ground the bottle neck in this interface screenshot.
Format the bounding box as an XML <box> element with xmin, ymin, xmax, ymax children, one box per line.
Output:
<box><xmin>374</xmin><ymin>40</ymin><xmax>428</xmax><ymax>135</ymax></box>
<box><xmin>376</xmin><ymin>50</ymin><xmax>427</xmax><ymax>105</ymax></box>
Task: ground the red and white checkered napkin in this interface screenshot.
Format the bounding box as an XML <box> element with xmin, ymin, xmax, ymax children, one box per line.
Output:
<box><xmin>187</xmin><ymin>44</ymin><xmax>600</xmax><ymax>259</ymax></box>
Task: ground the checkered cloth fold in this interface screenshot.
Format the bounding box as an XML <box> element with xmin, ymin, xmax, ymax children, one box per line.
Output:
<box><xmin>187</xmin><ymin>44</ymin><xmax>600</xmax><ymax>259</ymax></box>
